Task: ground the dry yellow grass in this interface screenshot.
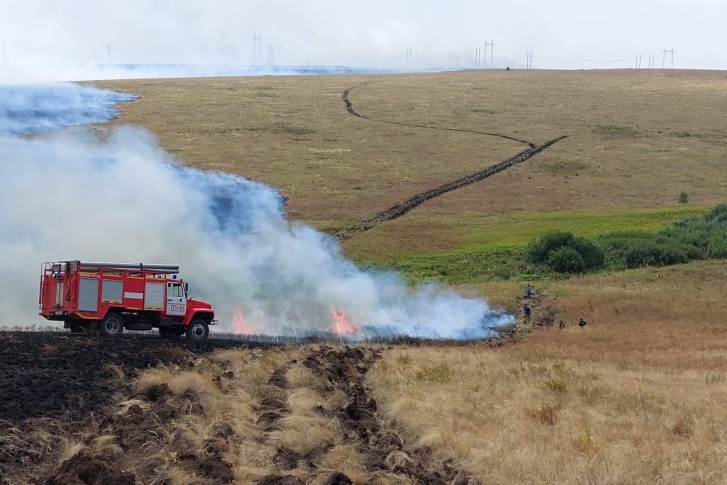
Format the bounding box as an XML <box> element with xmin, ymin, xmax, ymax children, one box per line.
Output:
<box><xmin>368</xmin><ymin>260</ymin><xmax>727</xmax><ymax>484</ymax></box>
<box><xmin>96</xmin><ymin>70</ymin><xmax>727</xmax><ymax>260</ymax></box>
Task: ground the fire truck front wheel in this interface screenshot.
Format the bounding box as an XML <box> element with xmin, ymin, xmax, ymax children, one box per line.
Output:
<box><xmin>186</xmin><ymin>319</ymin><xmax>209</xmax><ymax>342</ymax></box>
<box><xmin>99</xmin><ymin>313</ymin><xmax>124</xmax><ymax>338</ymax></box>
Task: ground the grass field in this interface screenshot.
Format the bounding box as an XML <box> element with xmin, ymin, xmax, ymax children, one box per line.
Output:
<box><xmin>97</xmin><ymin>69</ymin><xmax>727</xmax><ymax>264</ymax></box>
<box><xmin>369</xmin><ymin>260</ymin><xmax>727</xmax><ymax>484</ymax></box>
<box><xmin>85</xmin><ymin>70</ymin><xmax>727</xmax><ymax>484</ymax></box>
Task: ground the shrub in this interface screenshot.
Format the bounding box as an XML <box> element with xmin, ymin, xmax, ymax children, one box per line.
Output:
<box><xmin>623</xmin><ymin>240</ymin><xmax>688</xmax><ymax>268</ymax></box>
<box><xmin>526</xmin><ymin>231</ymin><xmax>604</xmax><ymax>274</ymax></box>
<box><xmin>662</xmin><ymin>204</ymin><xmax>727</xmax><ymax>257</ymax></box>
<box><xmin>704</xmin><ymin>203</ymin><xmax>727</xmax><ymax>223</ymax></box>
<box><xmin>526</xmin><ymin>231</ymin><xmax>577</xmax><ymax>264</ymax></box>
<box><xmin>678</xmin><ymin>191</ymin><xmax>689</xmax><ymax>204</ymax></box>
<box><xmin>548</xmin><ymin>247</ymin><xmax>586</xmax><ymax>273</ymax></box>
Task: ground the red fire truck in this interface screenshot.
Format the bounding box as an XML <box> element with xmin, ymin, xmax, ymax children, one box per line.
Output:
<box><xmin>39</xmin><ymin>261</ymin><xmax>215</xmax><ymax>341</ymax></box>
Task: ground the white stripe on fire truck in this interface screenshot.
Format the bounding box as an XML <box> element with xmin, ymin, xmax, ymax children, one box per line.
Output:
<box><xmin>124</xmin><ymin>292</ymin><xmax>144</xmax><ymax>299</ymax></box>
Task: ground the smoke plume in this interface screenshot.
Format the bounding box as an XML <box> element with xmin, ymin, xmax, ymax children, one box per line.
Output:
<box><xmin>0</xmin><ymin>83</ymin><xmax>513</xmax><ymax>339</ymax></box>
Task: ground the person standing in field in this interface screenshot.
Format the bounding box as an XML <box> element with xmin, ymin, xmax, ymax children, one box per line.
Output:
<box><xmin>525</xmin><ymin>284</ymin><xmax>532</xmax><ymax>298</ymax></box>
<box><xmin>524</xmin><ymin>305</ymin><xmax>531</xmax><ymax>321</ymax></box>
<box><xmin>559</xmin><ymin>320</ymin><xmax>565</xmax><ymax>329</ymax></box>
<box><xmin>578</xmin><ymin>318</ymin><xmax>587</xmax><ymax>327</ymax></box>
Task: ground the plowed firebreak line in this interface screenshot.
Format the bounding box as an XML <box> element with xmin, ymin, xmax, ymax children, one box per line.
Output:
<box><xmin>342</xmin><ymin>84</ymin><xmax>536</xmax><ymax>147</ymax></box>
<box><xmin>334</xmin><ymin>135</ymin><xmax>569</xmax><ymax>241</ymax></box>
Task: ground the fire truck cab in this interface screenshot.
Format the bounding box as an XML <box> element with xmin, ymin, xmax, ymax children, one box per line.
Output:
<box><xmin>39</xmin><ymin>261</ymin><xmax>215</xmax><ymax>341</ymax></box>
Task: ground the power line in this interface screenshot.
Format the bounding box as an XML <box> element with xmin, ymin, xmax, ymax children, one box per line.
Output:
<box><xmin>484</xmin><ymin>41</ymin><xmax>495</xmax><ymax>68</ymax></box>
<box><xmin>662</xmin><ymin>48</ymin><xmax>676</xmax><ymax>68</ymax></box>
<box><xmin>253</xmin><ymin>34</ymin><xmax>262</xmax><ymax>66</ymax></box>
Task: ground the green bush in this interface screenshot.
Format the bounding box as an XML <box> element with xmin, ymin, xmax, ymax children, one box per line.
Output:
<box><xmin>623</xmin><ymin>240</ymin><xmax>689</xmax><ymax>268</ymax></box>
<box><xmin>662</xmin><ymin>204</ymin><xmax>727</xmax><ymax>258</ymax></box>
<box><xmin>526</xmin><ymin>231</ymin><xmax>604</xmax><ymax>274</ymax></box>
<box><xmin>599</xmin><ymin>231</ymin><xmax>700</xmax><ymax>269</ymax></box>
<box><xmin>704</xmin><ymin>204</ymin><xmax>727</xmax><ymax>223</ymax></box>
<box><xmin>547</xmin><ymin>247</ymin><xmax>586</xmax><ymax>273</ymax></box>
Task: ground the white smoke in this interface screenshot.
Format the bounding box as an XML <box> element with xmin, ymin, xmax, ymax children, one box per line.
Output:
<box><xmin>0</xmin><ymin>84</ymin><xmax>513</xmax><ymax>339</ymax></box>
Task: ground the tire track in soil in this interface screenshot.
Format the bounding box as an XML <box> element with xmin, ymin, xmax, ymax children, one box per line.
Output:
<box><xmin>255</xmin><ymin>346</ymin><xmax>477</xmax><ymax>485</ymax></box>
<box><xmin>333</xmin><ymin>136</ymin><xmax>568</xmax><ymax>241</ymax></box>
<box><xmin>342</xmin><ymin>84</ymin><xmax>535</xmax><ymax>147</ymax></box>
<box><xmin>335</xmin><ymin>84</ymin><xmax>568</xmax><ymax>241</ymax></box>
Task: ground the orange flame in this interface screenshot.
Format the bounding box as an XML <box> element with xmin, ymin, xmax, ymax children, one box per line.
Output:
<box><xmin>232</xmin><ymin>306</ymin><xmax>254</xmax><ymax>335</ymax></box>
<box><xmin>330</xmin><ymin>307</ymin><xmax>359</xmax><ymax>336</ymax></box>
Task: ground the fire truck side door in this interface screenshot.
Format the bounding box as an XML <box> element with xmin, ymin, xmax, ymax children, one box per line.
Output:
<box><xmin>166</xmin><ymin>282</ymin><xmax>187</xmax><ymax>316</ymax></box>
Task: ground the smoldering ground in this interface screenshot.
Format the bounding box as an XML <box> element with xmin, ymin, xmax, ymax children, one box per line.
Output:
<box><xmin>0</xmin><ymin>83</ymin><xmax>513</xmax><ymax>338</ymax></box>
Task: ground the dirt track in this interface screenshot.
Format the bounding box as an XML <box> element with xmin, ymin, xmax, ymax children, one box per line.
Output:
<box><xmin>335</xmin><ymin>84</ymin><xmax>568</xmax><ymax>240</ymax></box>
<box><xmin>256</xmin><ymin>346</ymin><xmax>472</xmax><ymax>484</ymax></box>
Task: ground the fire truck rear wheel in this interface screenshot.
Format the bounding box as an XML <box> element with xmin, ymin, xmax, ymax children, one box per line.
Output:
<box><xmin>186</xmin><ymin>319</ymin><xmax>209</xmax><ymax>342</ymax></box>
<box><xmin>99</xmin><ymin>313</ymin><xmax>124</xmax><ymax>338</ymax></box>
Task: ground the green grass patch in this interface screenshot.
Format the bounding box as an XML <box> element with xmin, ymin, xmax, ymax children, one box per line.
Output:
<box><xmin>595</xmin><ymin>124</ymin><xmax>639</xmax><ymax>136</ymax></box>
<box><xmin>358</xmin><ymin>207</ymin><xmax>710</xmax><ymax>284</ymax></box>
<box><xmin>276</xmin><ymin>124</ymin><xmax>317</xmax><ymax>135</ymax></box>
<box><xmin>539</xmin><ymin>159</ymin><xmax>588</xmax><ymax>177</ymax></box>
<box><xmin>361</xmin><ymin>248</ymin><xmax>551</xmax><ymax>285</ymax></box>
<box><xmin>457</xmin><ymin>207</ymin><xmax>706</xmax><ymax>253</ymax></box>
<box><xmin>242</xmin><ymin>123</ymin><xmax>317</xmax><ymax>135</ymax></box>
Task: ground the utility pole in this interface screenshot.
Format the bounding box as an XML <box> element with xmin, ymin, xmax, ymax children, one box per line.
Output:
<box><xmin>662</xmin><ymin>48</ymin><xmax>675</xmax><ymax>68</ymax></box>
<box><xmin>406</xmin><ymin>48</ymin><xmax>412</xmax><ymax>68</ymax></box>
<box><xmin>526</xmin><ymin>50</ymin><xmax>533</xmax><ymax>69</ymax></box>
<box><xmin>484</xmin><ymin>41</ymin><xmax>495</xmax><ymax>68</ymax></box>
<box><xmin>267</xmin><ymin>44</ymin><xmax>274</xmax><ymax>66</ymax></box>
<box><xmin>253</xmin><ymin>34</ymin><xmax>262</xmax><ymax>65</ymax></box>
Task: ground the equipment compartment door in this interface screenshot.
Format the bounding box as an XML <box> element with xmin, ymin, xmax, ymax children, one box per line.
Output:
<box><xmin>78</xmin><ymin>278</ymin><xmax>99</xmax><ymax>312</ymax></box>
<box><xmin>144</xmin><ymin>282</ymin><xmax>164</xmax><ymax>311</ymax></box>
<box><xmin>166</xmin><ymin>282</ymin><xmax>187</xmax><ymax>316</ymax></box>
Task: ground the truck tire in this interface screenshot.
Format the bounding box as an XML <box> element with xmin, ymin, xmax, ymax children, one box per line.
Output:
<box><xmin>186</xmin><ymin>319</ymin><xmax>209</xmax><ymax>342</ymax></box>
<box><xmin>99</xmin><ymin>313</ymin><xmax>124</xmax><ymax>338</ymax></box>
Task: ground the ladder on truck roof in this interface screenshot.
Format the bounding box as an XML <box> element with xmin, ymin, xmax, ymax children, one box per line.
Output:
<box><xmin>42</xmin><ymin>261</ymin><xmax>180</xmax><ymax>276</ymax></box>
<box><xmin>78</xmin><ymin>262</ymin><xmax>180</xmax><ymax>274</ymax></box>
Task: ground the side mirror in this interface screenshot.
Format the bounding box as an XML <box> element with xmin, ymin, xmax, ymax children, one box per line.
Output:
<box><xmin>184</xmin><ymin>283</ymin><xmax>189</xmax><ymax>295</ymax></box>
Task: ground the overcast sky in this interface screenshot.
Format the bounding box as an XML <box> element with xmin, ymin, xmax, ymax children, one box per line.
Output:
<box><xmin>1</xmin><ymin>0</ymin><xmax>725</xmax><ymax>77</ymax></box>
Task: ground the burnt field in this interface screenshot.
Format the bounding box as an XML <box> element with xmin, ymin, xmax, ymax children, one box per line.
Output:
<box><xmin>0</xmin><ymin>331</ymin><xmax>503</xmax><ymax>484</ymax></box>
<box><xmin>0</xmin><ymin>332</ymin><xmax>262</xmax><ymax>424</ymax></box>
<box><xmin>0</xmin><ymin>331</ymin><xmax>265</xmax><ymax>482</ymax></box>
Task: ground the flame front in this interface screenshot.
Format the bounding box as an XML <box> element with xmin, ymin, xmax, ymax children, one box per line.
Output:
<box><xmin>330</xmin><ymin>307</ymin><xmax>359</xmax><ymax>336</ymax></box>
<box><xmin>232</xmin><ymin>306</ymin><xmax>254</xmax><ymax>335</ymax></box>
